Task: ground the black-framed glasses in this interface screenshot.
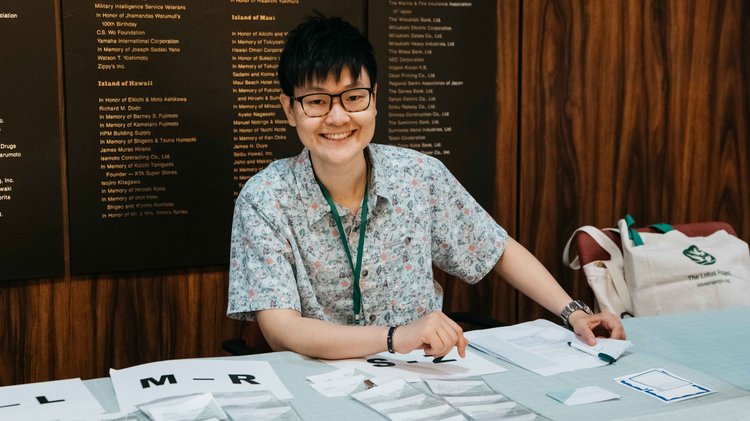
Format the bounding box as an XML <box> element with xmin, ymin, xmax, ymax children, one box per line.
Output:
<box><xmin>291</xmin><ymin>87</ymin><xmax>374</xmax><ymax>117</ymax></box>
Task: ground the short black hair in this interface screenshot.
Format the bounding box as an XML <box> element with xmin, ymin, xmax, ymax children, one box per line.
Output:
<box><xmin>278</xmin><ymin>12</ymin><xmax>377</xmax><ymax>96</ymax></box>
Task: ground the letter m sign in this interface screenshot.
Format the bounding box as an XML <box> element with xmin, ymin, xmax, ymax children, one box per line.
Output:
<box><xmin>140</xmin><ymin>374</ymin><xmax>177</xmax><ymax>389</ymax></box>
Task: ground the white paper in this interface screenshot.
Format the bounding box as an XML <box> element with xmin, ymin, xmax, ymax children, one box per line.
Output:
<box><xmin>306</xmin><ymin>367</ymin><xmax>370</xmax><ymax>397</ymax></box>
<box><xmin>457</xmin><ymin>400</ymin><xmax>517</xmax><ymax>417</ymax></box>
<box><xmin>309</xmin><ymin>374</ymin><xmax>368</xmax><ymax>397</ymax></box>
<box><xmin>493</xmin><ymin>414</ymin><xmax>537</xmax><ymax>421</ymax></box>
<box><xmin>97</xmin><ymin>411</ymin><xmax>141</xmax><ymax>421</ymax></box>
<box><xmin>443</xmin><ymin>394</ymin><xmax>507</xmax><ymax>405</ymax></box>
<box><xmin>465</xmin><ymin>319</ymin><xmax>608</xmax><ymax>376</ymax></box>
<box><xmin>0</xmin><ymin>378</ymin><xmax>105</xmax><ymax>421</ymax></box>
<box><xmin>350</xmin><ymin>380</ymin><xmax>458</xmax><ymax>419</ymax></box>
<box><xmin>569</xmin><ymin>337</ymin><xmax>633</xmax><ymax>362</ymax></box>
<box><xmin>350</xmin><ymin>379</ymin><xmax>418</xmax><ymax>404</ymax></box>
<box><xmin>371</xmin><ymin>393</ymin><xmax>429</xmax><ymax>412</ymax></box>
<box><xmin>547</xmin><ymin>386</ymin><xmax>621</xmax><ymax>405</ymax></box>
<box><xmin>214</xmin><ymin>391</ymin><xmax>301</xmax><ymax>420</ymax></box>
<box><xmin>615</xmin><ymin>368</ymin><xmax>715</xmax><ymax>403</ymax></box>
<box><xmin>212</xmin><ymin>391</ymin><xmax>277</xmax><ymax>407</ymax></box>
<box><xmin>388</xmin><ymin>404</ymin><xmax>462</xmax><ymax>421</ymax></box>
<box><xmin>138</xmin><ymin>393</ymin><xmax>227</xmax><ymax>421</ymax></box>
<box><xmin>306</xmin><ymin>367</ymin><xmax>356</xmax><ymax>384</ymax></box>
<box><xmin>322</xmin><ymin>348</ymin><xmax>506</xmax><ymax>382</ymax></box>
<box><xmin>424</xmin><ymin>379</ymin><xmax>495</xmax><ymax>396</ymax></box>
<box><xmin>224</xmin><ymin>405</ymin><xmax>299</xmax><ymax>421</ymax></box>
<box><xmin>110</xmin><ymin>359</ymin><xmax>292</xmax><ymax>413</ymax></box>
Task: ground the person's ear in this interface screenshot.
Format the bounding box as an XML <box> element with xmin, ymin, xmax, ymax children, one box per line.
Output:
<box><xmin>279</xmin><ymin>93</ymin><xmax>297</xmax><ymax>127</ymax></box>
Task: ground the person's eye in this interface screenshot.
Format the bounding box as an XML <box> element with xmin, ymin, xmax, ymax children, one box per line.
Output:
<box><xmin>344</xmin><ymin>94</ymin><xmax>364</xmax><ymax>102</ymax></box>
<box><xmin>305</xmin><ymin>98</ymin><xmax>327</xmax><ymax>106</ymax></box>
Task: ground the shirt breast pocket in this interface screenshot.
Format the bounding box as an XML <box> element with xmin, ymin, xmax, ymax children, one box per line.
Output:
<box><xmin>372</xmin><ymin>230</ymin><xmax>428</xmax><ymax>287</ymax></box>
<box><xmin>378</xmin><ymin>236</ymin><xmax>413</xmax><ymax>265</ymax></box>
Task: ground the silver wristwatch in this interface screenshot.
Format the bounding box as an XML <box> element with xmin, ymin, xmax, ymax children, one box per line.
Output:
<box><xmin>560</xmin><ymin>300</ymin><xmax>592</xmax><ymax>327</ymax></box>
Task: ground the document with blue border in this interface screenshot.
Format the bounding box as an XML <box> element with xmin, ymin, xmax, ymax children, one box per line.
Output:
<box><xmin>614</xmin><ymin>368</ymin><xmax>715</xmax><ymax>403</ymax></box>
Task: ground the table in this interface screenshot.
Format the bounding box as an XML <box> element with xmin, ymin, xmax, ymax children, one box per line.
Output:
<box><xmin>86</xmin><ymin>307</ymin><xmax>750</xmax><ymax>420</ymax></box>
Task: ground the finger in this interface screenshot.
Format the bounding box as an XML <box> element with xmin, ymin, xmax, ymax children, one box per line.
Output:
<box><xmin>608</xmin><ymin>322</ymin><xmax>626</xmax><ymax>340</ymax></box>
<box><xmin>444</xmin><ymin>315</ymin><xmax>464</xmax><ymax>332</ymax></box>
<box><xmin>432</xmin><ymin>326</ymin><xmax>457</xmax><ymax>356</ymax></box>
<box><xmin>424</xmin><ymin>330</ymin><xmax>446</xmax><ymax>356</ymax></box>
<box><xmin>576</xmin><ymin>322</ymin><xmax>597</xmax><ymax>346</ymax></box>
<box><xmin>445</xmin><ymin>317</ymin><xmax>467</xmax><ymax>357</ymax></box>
<box><xmin>456</xmin><ymin>334</ymin><xmax>468</xmax><ymax>358</ymax></box>
<box><xmin>596</xmin><ymin>315</ymin><xmax>626</xmax><ymax>340</ymax></box>
<box><xmin>580</xmin><ymin>332</ymin><xmax>597</xmax><ymax>346</ymax></box>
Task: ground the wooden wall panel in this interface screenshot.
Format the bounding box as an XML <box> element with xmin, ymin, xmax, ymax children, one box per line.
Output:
<box><xmin>441</xmin><ymin>0</ymin><xmax>520</xmax><ymax>326</ymax></box>
<box><xmin>0</xmin><ymin>269</ymin><xmax>243</xmax><ymax>385</ymax></box>
<box><xmin>519</xmin><ymin>0</ymin><xmax>750</xmax><ymax>323</ymax></box>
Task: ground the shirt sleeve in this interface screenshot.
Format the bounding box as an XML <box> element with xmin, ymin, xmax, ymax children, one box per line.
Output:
<box><xmin>227</xmin><ymin>191</ymin><xmax>300</xmax><ymax>321</ymax></box>
<box><xmin>428</xmin><ymin>158</ymin><xmax>507</xmax><ymax>283</ymax></box>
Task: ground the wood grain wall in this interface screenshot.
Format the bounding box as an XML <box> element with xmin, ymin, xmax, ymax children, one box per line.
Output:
<box><xmin>0</xmin><ymin>269</ymin><xmax>243</xmax><ymax>385</ymax></box>
<box><xmin>511</xmin><ymin>0</ymin><xmax>750</xmax><ymax>322</ymax></box>
<box><xmin>1</xmin><ymin>0</ymin><xmax>748</xmax><ymax>385</ymax></box>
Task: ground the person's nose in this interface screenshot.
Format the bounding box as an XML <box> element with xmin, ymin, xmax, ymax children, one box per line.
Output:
<box><xmin>325</xmin><ymin>97</ymin><xmax>350</xmax><ymax>125</ymax></box>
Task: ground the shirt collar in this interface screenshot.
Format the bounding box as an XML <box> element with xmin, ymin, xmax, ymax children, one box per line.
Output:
<box><xmin>290</xmin><ymin>149</ymin><xmax>329</xmax><ymax>226</ymax></box>
<box><xmin>292</xmin><ymin>144</ymin><xmax>396</xmax><ymax>227</ymax></box>
<box><xmin>367</xmin><ymin>144</ymin><xmax>396</xmax><ymax>204</ymax></box>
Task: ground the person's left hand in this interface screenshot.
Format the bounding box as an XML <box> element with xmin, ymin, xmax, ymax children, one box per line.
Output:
<box><xmin>568</xmin><ymin>311</ymin><xmax>625</xmax><ymax>346</ymax></box>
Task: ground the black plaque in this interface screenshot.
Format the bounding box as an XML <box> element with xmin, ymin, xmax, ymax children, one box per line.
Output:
<box><xmin>227</xmin><ymin>1</ymin><xmax>365</xmax><ymax>195</ymax></box>
<box><xmin>369</xmin><ymin>1</ymin><xmax>497</xmax><ymax>209</ymax></box>
<box><xmin>0</xmin><ymin>2</ymin><xmax>65</xmax><ymax>280</ymax></box>
<box><xmin>63</xmin><ymin>0</ymin><xmax>363</xmax><ymax>274</ymax></box>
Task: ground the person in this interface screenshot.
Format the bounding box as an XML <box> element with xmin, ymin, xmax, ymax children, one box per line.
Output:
<box><xmin>227</xmin><ymin>13</ymin><xmax>624</xmax><ymax>360</ymax></box>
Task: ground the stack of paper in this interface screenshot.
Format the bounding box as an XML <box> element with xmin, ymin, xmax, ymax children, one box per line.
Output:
<box><xmin>465</xmin><ymin>319</ymin><xmax>632</xmax><ymax>376</ymax></box>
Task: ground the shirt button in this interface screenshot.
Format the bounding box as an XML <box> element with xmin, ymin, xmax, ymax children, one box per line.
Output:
<box><xmin>361</xmin><ymin>269</ymin><xmax>369</xmax><ymax>277</ymax></box>
<box><xmin>369</xmin><ymin>314</ymin><xmax>376</xmax><ymax>322</ymax></box>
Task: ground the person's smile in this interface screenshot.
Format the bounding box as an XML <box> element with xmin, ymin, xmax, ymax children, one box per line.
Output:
<box><xmin>320</xmin><ymin>130</ymin><xmax>355</xmax><ymax>141</ymax></box>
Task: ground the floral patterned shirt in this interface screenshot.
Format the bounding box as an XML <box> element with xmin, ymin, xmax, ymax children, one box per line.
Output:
<box><xmin>227</xmin><ymin>143</ymin><xmax>507</xmax><ymax>326</ymax></box>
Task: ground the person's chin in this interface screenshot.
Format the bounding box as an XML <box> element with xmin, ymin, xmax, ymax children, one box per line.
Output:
<box><xmin>318</xmin><ymin>144</ymin><xmax>366</xmax><ymax>165</ymax></box>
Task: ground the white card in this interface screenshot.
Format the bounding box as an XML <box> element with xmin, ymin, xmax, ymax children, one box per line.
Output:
<box><xmin>547</xmin><ymin>386</ymin><xmax>621</xmax><ymax>405</ymax></box>
<box><xmin>323</xmin><ymin>348</ymin><xmax>506</xmax><ymax>383</ymax></box>
<box><xmin>137</xmin><ymin>393</ymin><xmax>226</xmax><ymax>421</ymax></box>
<box><xmin>0</xmin><ymin>378</ymin><xmax>105</xmax><ymax>421</ymax></box>
<box><xmin>614</xmin><ymin>368</ymin><xmax>714</xmax><ymax>403</ymax></box>
<box><xmin>309</xmin><ymin>374</ymin><xmax>368</xmax><ymax>397</ymax></box>
<box><xmin>110</xmin><ymin>359</ymin><xmax>292</xmax><ymax>413</ymax></box>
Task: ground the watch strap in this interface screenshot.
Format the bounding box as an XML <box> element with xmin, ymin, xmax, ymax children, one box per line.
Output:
<box><xmin>560</xmin><ymin>300</ymin><xmax>592</xmax><ymax>327</ymax></box>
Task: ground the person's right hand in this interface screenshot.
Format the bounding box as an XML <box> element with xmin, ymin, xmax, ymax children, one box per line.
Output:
<box><xmin>393</xmin><ymin>311</ymin><xmax>468</xmax><ymax>358</ymax></box>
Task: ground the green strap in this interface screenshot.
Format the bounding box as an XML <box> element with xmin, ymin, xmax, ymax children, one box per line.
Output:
<box><xmin>625</xmin><ymin>214</ymin><xmax>644</xmax><ymax>246</ymax></box>
<box><xmin>315</xmin><ymin>177</ymin><xmax>368</xmax><ymax>323</ymax></box>
<box><xmin>625</xmin><ymin>215</ymin><xmax>673</xmax><ymax>246</ymax></box>
<box><xmin>650</xmin><ymin>223</ymin><xmax>674</xmax><ymax>233</ymax></box>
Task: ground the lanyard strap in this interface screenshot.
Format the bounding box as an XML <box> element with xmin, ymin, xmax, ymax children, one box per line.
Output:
<box><xmin>315</xmin><ymin>177</ymin><xmax>369</xmax><ymax>321</ymax></box>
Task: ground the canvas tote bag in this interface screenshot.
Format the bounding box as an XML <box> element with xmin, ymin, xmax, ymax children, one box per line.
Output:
<box><xmin>563</xmin><ymin>226</ymin><xmax>634</xmax><ymax>317</ymax></box>
<box><xmin>619</xmin><ymin>215</ymin><xmax>750</xmax><ymax>316</ymax></box>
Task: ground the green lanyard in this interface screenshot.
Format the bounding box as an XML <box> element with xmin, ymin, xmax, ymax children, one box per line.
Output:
<box><xmin>315</xmin><ymin>177</ymin><xmax>369</xmax><ymax>323</ymax></box>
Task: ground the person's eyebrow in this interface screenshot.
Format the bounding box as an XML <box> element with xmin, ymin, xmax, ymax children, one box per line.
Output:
<box><xmin>298</xmin><ymin>79</ymin><xmax>369</xmax><ymax>94</ymax></box>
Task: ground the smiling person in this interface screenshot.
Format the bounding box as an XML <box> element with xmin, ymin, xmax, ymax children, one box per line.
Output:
<box><xmin>227</xmin><ymin>13</ymin><xmax>624</xmax><ymax>360</ymax></box>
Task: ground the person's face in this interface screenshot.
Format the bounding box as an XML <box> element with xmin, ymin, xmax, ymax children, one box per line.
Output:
<box><xmin>280</xmin><ymin>67</ymin><xmax>377</xmax><ymax>171</ymax></box>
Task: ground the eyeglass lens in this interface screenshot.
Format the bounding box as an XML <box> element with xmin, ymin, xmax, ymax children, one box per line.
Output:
<box><xmin>300</xmin><ymin>88</ymin><xmax>371</xmax><ymax>117</ymax></box>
